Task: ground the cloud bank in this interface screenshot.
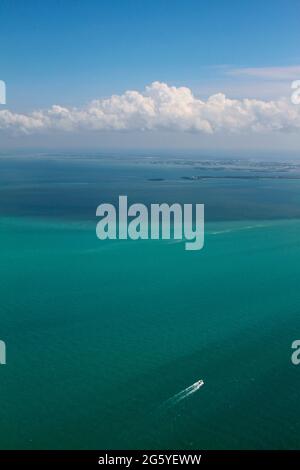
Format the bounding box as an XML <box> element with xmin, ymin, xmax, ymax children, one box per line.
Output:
<box><xmin>0</xmin><ymin>81</ymin><xmax>299</xmax><ymax>135</ymax></box>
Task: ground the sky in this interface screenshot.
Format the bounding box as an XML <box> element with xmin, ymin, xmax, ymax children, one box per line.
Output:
<box><xmin>0</xmin><ymin>0</ymin><xmax>300</xmax><ymax>154</ymax></box>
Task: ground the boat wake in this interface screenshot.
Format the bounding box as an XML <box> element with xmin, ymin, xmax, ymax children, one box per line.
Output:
<box><xmin>209</xmin><ymin>223</ymin><xmax>268</xmax><ymax>236</ymax></box>
<box><xmin>161</xmin><ymin>379</ymin><xmax>204</xmax><ymax>409</ymax></box>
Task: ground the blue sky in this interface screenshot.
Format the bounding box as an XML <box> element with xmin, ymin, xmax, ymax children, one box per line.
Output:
<box><xmin>0</xmin><ymin>0</ymin><xmax>300</xmax><ymax>152</ymax></box>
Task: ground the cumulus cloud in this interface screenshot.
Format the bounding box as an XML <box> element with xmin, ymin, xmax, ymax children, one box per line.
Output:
<box><xmin>0</xmin><ymin>81</ymin><xmax>299</xmax><ymax>135</ymax></box>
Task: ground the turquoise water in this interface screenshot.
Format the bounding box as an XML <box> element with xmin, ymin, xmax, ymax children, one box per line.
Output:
<box><xmin>1</xmin><ymin>215</ymin><xmax>300</xmax><ymax>449</ymax></box>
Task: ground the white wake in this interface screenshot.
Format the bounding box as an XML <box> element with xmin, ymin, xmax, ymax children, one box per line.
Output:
<box><xmin>162</xmin><ymin>380</ymin><xmax>204</xmax><ymax>408</ymax></box>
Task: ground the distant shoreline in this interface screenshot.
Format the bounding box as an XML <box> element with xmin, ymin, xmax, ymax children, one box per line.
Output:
<box><xmin>180</xmin><ymin>175</ymin><xmax>300</xmax><ymax>180</ymax></box>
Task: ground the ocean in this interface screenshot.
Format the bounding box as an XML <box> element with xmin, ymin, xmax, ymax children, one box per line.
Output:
<box><xmin>0</xmin><ymin>153</ymin><xmax>300</xmax><ymax>449</ymax></box>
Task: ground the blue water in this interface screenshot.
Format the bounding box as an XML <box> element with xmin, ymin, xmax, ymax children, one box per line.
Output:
<box><xmin>0</xmin><ymin>154</ymin><xmax>300</xmax><ymax>449</ymax></box>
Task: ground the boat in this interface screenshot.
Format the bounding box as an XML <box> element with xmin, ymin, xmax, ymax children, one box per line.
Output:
<box><xmin>195</xmin><ymin>379</ymin><xmax>204</xmax><ymax>388</ymax></box>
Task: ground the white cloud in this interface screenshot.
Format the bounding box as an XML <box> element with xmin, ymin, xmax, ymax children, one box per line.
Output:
<box><xmin>228</xmin><ymin>66</ymin><xmax>300</xmax><ymax>81</ymax></box>
<box><xmin>0</xmin><ymin>81</ymin><xmax>299</xmax><ymax>135</ymax></box>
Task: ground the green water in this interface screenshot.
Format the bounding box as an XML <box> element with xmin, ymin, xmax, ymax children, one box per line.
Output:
<box><xmin>1</xmin><ymin>216</ymin><xmax>300</xmax><ymax>449</ymax></box>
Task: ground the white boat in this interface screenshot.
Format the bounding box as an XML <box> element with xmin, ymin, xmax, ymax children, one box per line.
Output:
<box><xmin>195</xmin><ymin>380</ymin><xmax>204</xmax><ymax>388</ymax></box>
